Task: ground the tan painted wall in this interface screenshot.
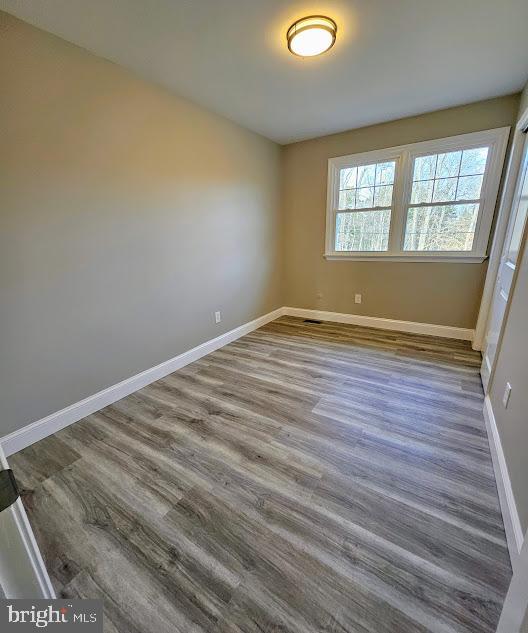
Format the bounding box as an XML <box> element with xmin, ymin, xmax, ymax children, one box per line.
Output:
<box><xmin>1</xmin><ymin>8</ymin><xmax>524</xmax><ymax>445</ymax></box>
<box><xmin>0</xmin><ymin>12</ymin><xmax>282</xmax><ymax>436</ymax></box>
<box><xmin>281</xmin><ymin>95</ymin><xmax>520</xmax><ymax>328</ymax></box>
<box><xmin>489</xmin><ymin>82</ymin><xmax>528</xmax><ymax>534</ymax></box>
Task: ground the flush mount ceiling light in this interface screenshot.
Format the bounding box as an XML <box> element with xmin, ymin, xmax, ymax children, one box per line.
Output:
<box><xmin>287</xmin><ymin>15</ymin><xmax>337</xmax><ymax>57</ymax></box>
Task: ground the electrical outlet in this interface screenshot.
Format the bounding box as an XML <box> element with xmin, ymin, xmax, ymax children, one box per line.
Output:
<box><xmin>214</xmin><ymin>311</ymin><xmax>222</xmax><ymax>324</ymax></box>
<box><xmin>502</xmin><ymin>382</ymin><xmax>512</xmax><ymax>408</ymax></box>
<box><xmin>355</xmin><ymin>294</ymin><xmax>362</xmax><ymax>304</ymax></box>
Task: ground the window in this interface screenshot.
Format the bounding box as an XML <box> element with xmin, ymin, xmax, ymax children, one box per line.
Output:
<box><xmin>405</xmin><ymin>148</ymin><xmax>488</xmax><ymax>252</ymax></box>
<box><xmin>336</xmin><ymin>160</ymin><xmax>395</xmax><ymax>252</ymax></box>
<box><xmin>325</xmin><ymin>128</ymin><xmax>509</xmax><ymax>262</ymax></box>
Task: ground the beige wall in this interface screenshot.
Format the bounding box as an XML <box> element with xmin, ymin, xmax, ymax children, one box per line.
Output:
<box><xmin>1</xmin><ymin>8</ymin><xmax>525</xmax><ymax>445</ymax></box>
<box><xmin>0</xmin><ymin>12</ymin><xmax>282</xmax><ymax>436</ymax></box>
<box><xmin>489</xmin><ymin>81</ymin><xmax>528</xmax><ymax>534</ymax></box>
<box><xmin>281</xmin><ymin>95</ymin><xmax>520</xmax><ymax>328</ymax></box>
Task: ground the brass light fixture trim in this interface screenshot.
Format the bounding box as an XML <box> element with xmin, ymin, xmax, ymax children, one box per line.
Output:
<box><xmin>287</xmin><ymin>15</ymin><xmax>337</xmax><ymax>57</ymax></box>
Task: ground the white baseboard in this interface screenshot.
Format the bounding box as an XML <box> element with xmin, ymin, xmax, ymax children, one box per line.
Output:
<box><xmin>0</xmin><ymin>307</ymin><xmax>284</xmax><ymax>457</ymax></box>
<box><xmin>483</xmin><ymin>395</ymin><xmax>524</xmax><ymax>570</ymax></box>
<box><xmin>282</xmin><ymin>307</ymin><xmax>474</xmax><ymax>341</ymax></box>
<box><xmin>1</xmin><ymin>305</ymin><xmax>474</xmax><ymax>457</ymax></box>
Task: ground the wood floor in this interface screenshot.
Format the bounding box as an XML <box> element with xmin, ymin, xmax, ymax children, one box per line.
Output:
<box><xmin>10</xmin><ymin>316</ymin><xmax>511</xmax><ymax>633</ymax></box>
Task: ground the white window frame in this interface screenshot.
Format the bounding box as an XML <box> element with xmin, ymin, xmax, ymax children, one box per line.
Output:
<box><xmin>325</xmin><ymin>127</ymin><xmax>510</xmax><ymax>262</ymax></box>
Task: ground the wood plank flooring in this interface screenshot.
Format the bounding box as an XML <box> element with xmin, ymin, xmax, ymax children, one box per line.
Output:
<box><xmin>10</xmin><ymin>316</ymin><xmax>511</xmax><ymax>632</ymax></box>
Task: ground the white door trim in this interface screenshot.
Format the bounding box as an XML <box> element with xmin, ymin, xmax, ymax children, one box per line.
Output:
<box><xmin>496</xmin><ymin>529</ymin><xmax>528</xmax><ymax>633</ymax></box>
<box><xmin>0</xmin><ymin>446</ymin><xmax>55</xmax><ymax>598</ymax></box>
<box><xmin>474</xmin><ymin>107</ymin><xmax>528</xmax><ymax>352</ymax></box>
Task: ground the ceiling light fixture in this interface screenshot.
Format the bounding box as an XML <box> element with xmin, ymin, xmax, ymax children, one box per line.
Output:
<box><xmin>287</xmin><ymin>15</ymin><xmax>337</xmax><ymax>57</ymax></box>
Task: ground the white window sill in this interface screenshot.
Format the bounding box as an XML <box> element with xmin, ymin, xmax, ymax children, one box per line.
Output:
<box><xmin>324</xmin><ymin>253</ymin><xmax>488</xmax><ymax>263</ymax></box>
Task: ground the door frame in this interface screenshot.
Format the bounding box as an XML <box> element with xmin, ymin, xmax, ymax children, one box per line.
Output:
<box><xmin>485</xmin><ymin>140</ymin><xmax>528</xmax><ymax>397</ymax></box>
<box><xmin>496</xmin><ymin>529</ymin><xmax>528</xmax><ymax>633</ymax></box>
<box><xmin>0</xmin><ymin>445</ymin><xmax>55</xmax><ymax>598</ymax></box>
<box><xmin>474</xmin><ymin>107</ymin><xmax>528</xmax><ymax>354</ymax></box>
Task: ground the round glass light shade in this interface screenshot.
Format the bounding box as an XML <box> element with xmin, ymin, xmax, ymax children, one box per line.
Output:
<box><xmin>287</xmin><ymin>16</ymin><xmax>337</xmax><ymax>57</ymax></box>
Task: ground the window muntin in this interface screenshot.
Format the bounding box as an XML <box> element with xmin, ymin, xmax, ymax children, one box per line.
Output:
<box><xmin>325</xmin><ymin>128</ymin><xmax>509</xmax><ymax>261</ymax></box>
<box><xmin>335</xmin><ymin>160</ymin><xmax>395</xmax><ymax>252</ymax></box>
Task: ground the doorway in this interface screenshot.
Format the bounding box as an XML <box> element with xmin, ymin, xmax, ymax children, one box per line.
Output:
<box><xmin>481</xmin><ymin>123</ymin><xmax>528</xmax><ymax>390</ymax></box>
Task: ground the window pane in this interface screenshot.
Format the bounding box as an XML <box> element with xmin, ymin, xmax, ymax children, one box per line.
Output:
<box><xmin>334</xmin><ymin>158</ymin><xmax>396</xmax><ymax>252</ymax></box>
<box><xmin>460</xmin><ymin>147</ymin><xmax>488</xmax><ymax>176</ymax></box>
<box><xmin>335</xmin><ymin>210</ymin><xmax>390</xmax><ymax>251</ymax></box>
<box><xmin>436</xmin><ymin>151</ymin><xmax>462</xmax><ymax>178</ymax></box>
<box><xmin>403</xmin><ymin>204</ymin><xmax>479</xmax><ymax>251</ymax></box>
<box><xmin>356</xmin><ymin>186</ymin><xmax>374</xmax><ymax>208</ymax></box>
<box><xmin>414</xmin><ymin>155</ymin><xmax>437</xmax><ymax>181</ymax></box>
<box><xmin>340</xmin><ymin>167</ymin><xmax>357</xmax><ymax>189</ymax></box>
<box><xmin>432</xmin><ymin>177</ymin><xmax>457</xmax><ymax>202</ymax></box>
<box><xmin>509</xmin><ymin>191</ymin><xmax>528</xmax><ymax>264</ymax></box>
<box><xmin>338</xmin><ymin>189</ymin><xmax>356</xmax><ymax>209</ymax></box>
<box><xmin>357</xmin><ymin>164</ymin><xmax>376</xmax><ymax>187</ymax></box>
<box><xmin>456</xmin><ymin>175</ymin><xmax>483</xmax><ymax>200</ymax></box>
<box><xmin>374</xmin><ymin>185</ymin><xmax>393</xmax><ymax>207</ymax></box>
<box><xmin>411</xmin><ymin>180</ymin><xmax>433</xmax><ymax>204</ymax></box>
<box><xmin>375</xmin><ymin>162</ymin><xmax>396</xmax><ymax>185</ymax></box>
<box><xmin>507</xmin><ymin>164</ymin><xmax>528</xmax><ymax>263</ymax></box>
<box><xmin>412</xmin><ymin>147</ymin><xmax>488</xmax><ymax>208</ymax></box>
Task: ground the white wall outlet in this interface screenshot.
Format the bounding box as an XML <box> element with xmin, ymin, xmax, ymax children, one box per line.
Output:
<box><xmin>214</xmin><ymin>311</ymin><xmax>222</xmax><ymax>324</ymax></box>
<box><xmin>502</xmin><ymin>382</ymin><xmax>512</xmax><ymax>408</ymax></box>
<box><xmin>355</xmin><ymin>294</ymin><xmax>362</xmax><ymax>304</ymax></box>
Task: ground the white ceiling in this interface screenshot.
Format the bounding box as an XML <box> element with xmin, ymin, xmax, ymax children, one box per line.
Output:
<box><xmin>2</xmin><ymin>0</ymin><xmax>528</xmax><ymax>144</ymax></box>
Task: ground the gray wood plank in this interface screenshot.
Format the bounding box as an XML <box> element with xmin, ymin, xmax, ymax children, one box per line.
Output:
<box><xmin>10</xmin><ymin>316</ymin><xmax>511</xmax><ymax>632</ymax></box>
